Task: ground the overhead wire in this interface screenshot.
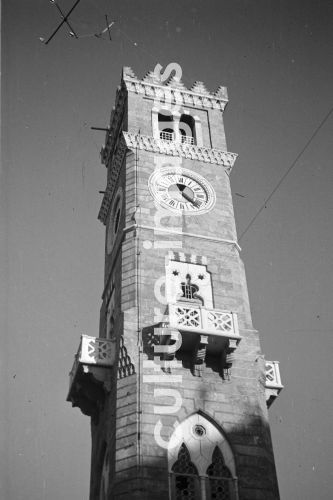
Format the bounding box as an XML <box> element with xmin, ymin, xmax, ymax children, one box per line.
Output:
<box><xmin>42</xmin><ymin>0</ymin><xmax>116</xmax><ymax>42</ymax></box>
<box><xmin>43</xmin><ymin>0</ymin><xmax>204</xmax><ymax>86</ymax></box>
<box><xmin>238</xmin><ymin>106</ymin><xmax>333</xmax><ymax>242</ymax></box>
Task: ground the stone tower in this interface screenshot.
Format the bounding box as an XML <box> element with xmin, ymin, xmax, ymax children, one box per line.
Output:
<box><xmin>67</xmin><ymin>64</ymin><xmax>283</xmax><ymax>500</ymax></box>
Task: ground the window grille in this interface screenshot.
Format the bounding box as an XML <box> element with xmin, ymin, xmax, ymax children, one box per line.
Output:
<box><xmin>181</xmin><ymin>283</ymin><xmax>198</xmax><ymax>300</ymax></box>
<box><xmin>181</xmin><ymin>274</ymin><xmax>199</xmax><ymax>300</ymax></box>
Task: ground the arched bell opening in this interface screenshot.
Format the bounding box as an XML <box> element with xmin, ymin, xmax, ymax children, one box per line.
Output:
<box><xmin>158</xmin><ymin>110</ymin><xmax>175</xmax><ymax>142</ymax></box>
<box><xmin>179</xmin><ymin>114</ymin><xmax>196</xmax><ymax>145</ymax></box>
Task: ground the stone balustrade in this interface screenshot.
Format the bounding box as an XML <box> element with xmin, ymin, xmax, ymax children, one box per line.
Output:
<box><xmin>169</xmin><ymin>302</ymin><xmax>240</xmax><ymax>339</ymax></box>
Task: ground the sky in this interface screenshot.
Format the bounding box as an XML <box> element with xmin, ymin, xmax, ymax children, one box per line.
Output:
<box><xmin>1</xmin><ymin>0</ymin><xmax>333</xmax><ymax>499</ymax></box>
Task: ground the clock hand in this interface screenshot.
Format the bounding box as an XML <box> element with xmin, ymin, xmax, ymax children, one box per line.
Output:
<box><xmin>175</xmin><ymin>183</ymin><xmax>197</xmax><ymax>206</ymax></box>
<box><xmin>182</xmin><ymin>191</ymin><xmax>201</xmax><ymax>207</ymax></box>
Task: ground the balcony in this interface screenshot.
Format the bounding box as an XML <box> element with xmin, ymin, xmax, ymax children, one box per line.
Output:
<box><xmin>169</xmin><ymin>303</ymin><xmax>239</xmax><ymax>337</ymax></box>
<box><xmin>168</xmin><ymin>302</ymin><xmax>241</xmax><ymax>358</ymax></box>
<box><xmin>67</xmin><ymin>335</ymin><xmax>116</xmax><ymax>417</ymax></box>
<box><xmin>265</xmin><ymin>360</ymin><xmax>283</xmax><ymax>407</ymax></box>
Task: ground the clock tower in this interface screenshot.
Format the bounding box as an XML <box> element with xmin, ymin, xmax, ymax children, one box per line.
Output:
<box><xmin>67</xmin><ymin>65</ymin><xmax>283</xmax><ymax>500</ymax></box>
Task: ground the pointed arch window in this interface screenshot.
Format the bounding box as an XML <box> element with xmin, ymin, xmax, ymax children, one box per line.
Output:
<box><xmin>168</xmin><ymin>414</ymin><xmax>238</xmax><ymax>500</ymax></box>
<box><xmin>206</xmin><ymin>447</ymin><xmax>233</xmax><ymax>500</ymax></box>
<box><xmin>171</xmin><ymin>444</ymin><xmax>200</xmax><ymax>500</ymax></box>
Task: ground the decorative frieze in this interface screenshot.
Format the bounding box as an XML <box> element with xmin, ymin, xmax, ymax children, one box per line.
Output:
<box><xmin>123</xmin><ymin>75</ymin><xmax>228</xmax><ymax>111</ymax></box>
<box><xmin>123</xmin><ymin>132</ymin><xmax>237</xmax><ymax>172</ymax></box>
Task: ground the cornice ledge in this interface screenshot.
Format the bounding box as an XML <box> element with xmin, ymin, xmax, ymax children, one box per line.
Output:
<box><xmin>123</xmin><ymin>76</ymin><xmax>228</xmax><ymax>111</ymax></box>
<box><xmin>123</xmin><ymin>132</ymin><xmax>238</xmax><ymax>172</ymax></box>
<box><xmin>98</xmin><ymin>136</ymin><xmax>127</xmax><ymax>225</ymax></box>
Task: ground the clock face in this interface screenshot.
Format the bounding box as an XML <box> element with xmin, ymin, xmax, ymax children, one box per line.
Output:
<box><xmin>148</xmin><ymin>167</ymin><xmax>215</xmax><ymax>215</ymax></box>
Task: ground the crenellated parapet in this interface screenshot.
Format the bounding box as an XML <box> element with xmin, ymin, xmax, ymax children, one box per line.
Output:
<box><xmin>122</xmin><ymin>66</ymin><xmax>228</xmax><ymax>109</ymax></box>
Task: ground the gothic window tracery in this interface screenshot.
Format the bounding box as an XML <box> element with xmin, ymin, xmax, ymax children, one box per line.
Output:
<box><xmin>168</xmin><ymin>414</ymin><xmax>238</xmax><ymax>500</ymax></box>
<box><xmin>206</xmin><ymin>447</ymin><xmax>232</xmax><ymax>500</ymax></box>
<box><xmin>171</xmin><ymin>444</ymin><xmax>200</xmax><ymax>500</ymax></box>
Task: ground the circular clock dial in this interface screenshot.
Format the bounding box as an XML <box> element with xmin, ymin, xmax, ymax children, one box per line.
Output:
<box><xmin>149</xmin><ymin>167</ymin><xmax>215</xmax><ymax>214</ymax></box>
